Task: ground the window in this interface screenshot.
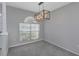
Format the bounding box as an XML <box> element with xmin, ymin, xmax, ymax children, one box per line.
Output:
<box><xmin>31</xmin><ymin>24</ymin><xmax>40</xmax><ymax>40</ymax></box>
<box><xmin>19</xmin><ymin>23</ymin><xmax>40</xmax><ymax>41</ymax></box>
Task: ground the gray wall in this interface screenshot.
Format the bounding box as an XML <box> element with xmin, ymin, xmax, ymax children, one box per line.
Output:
<box><xmin>44</xmin><ymin>2</ymin><xmax>79</xmax><ymax>55</ymax></box>
<box><xmin>6</xmin><ymin>6</ymin><xmax>44</xmax><ymax>47</ymax></box>
<box><xmin>0</xmin><ymin>4</ymin><xmax>2</xmax><ymax>48</ymax></box>
<box><xmin>0</xmin><ymin>4</ymin><xmax>2</xmax><ymax>32</ymax></box>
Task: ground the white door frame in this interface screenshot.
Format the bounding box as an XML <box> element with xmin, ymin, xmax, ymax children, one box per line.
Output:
<box><xmin>0</xmin><ymin>2</ymin><xmax>8</xmax><ymax>56</ymax></box>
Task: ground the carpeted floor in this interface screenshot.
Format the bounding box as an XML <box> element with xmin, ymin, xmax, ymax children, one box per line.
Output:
<box><xmin>6</xmin><ymin>40</ymin><xmax>77</xmax><ymax>56</ymax></box>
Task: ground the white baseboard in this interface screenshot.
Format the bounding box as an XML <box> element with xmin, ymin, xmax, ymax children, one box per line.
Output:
<box><xmin>44</xmin><ymin>40</ymin><xmax>79</xmax><ymax>56</ymax></box>
<box><xmin>10</xmin><ymin>39</ymin><xmax>43</xmax><ymax>48</ymax></box>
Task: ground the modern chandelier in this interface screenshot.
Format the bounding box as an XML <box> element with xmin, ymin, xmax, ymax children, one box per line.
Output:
<box><xmin>34</xmin><ymin>2</ymin><xmax>50</xmax><ymax>22</ymax></box>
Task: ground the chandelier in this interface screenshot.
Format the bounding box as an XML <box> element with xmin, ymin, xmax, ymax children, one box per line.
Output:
<box><xmin>34</xmin><ymin>2</ymin><xmax>50</xmax><ymax>22</ymax></box>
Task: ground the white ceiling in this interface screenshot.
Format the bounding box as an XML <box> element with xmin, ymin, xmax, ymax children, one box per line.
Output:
<box><xmin>6</xmin><ymin>2</ymin><xmax>71</xmax><ymax>12</ymax></box>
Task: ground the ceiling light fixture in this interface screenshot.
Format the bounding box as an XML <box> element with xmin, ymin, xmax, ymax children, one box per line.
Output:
<box><xmin>34</xmin><ymin>2</ymin><xmax>50</xmax><ymax>22</ymax></box>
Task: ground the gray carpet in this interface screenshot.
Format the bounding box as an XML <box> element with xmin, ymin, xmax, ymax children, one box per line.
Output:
<box><xmin>6</xmin><ymin>41</ymin><xmax>77</xmax><ymax>56</ymax></box>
